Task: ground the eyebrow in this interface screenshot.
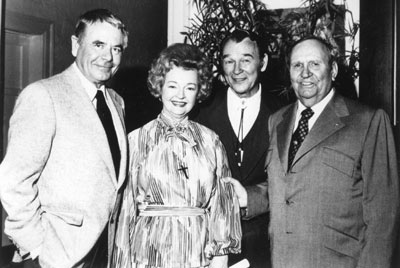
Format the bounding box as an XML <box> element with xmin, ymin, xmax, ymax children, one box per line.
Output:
<box><xmin>92</xmin><ymin>40</ymin><xmax>105</xmax><ymax>45</ymax></box>
<box><xmin>222</xmin><ymin>53</ymin><xmax>254</xmax><ymax>59</ymax></box>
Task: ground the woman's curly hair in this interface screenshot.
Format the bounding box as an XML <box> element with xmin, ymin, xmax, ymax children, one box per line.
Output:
<box><xmin>147</xmin><ymin>43</ymin><xmax>212</xmax><ymax>102</ymax></box>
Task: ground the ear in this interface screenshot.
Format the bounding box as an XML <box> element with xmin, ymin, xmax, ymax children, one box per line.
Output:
<box><xmin>71</xmin><ymin>35</ymin><xmax>79</xmax><ymax>57</ymax></box>
<box><xmin>260</xmin><ymin>53</ymin><xmax>268</xmax><ymax>72</ymax></box>
<box><xmin>331</xmin><ymin>61</ymin><xmax>338</xmax><ymax>80</ymax></box>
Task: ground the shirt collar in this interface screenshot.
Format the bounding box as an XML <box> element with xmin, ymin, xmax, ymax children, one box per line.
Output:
<box><xmin>227</xmin><ymin>84</ymin><xmax>262</xmax><ymax>110</ymax></box>
<box><xmin>297</xmin><ymin>88</ymin><xmax>335</xmax><ymax>115</ymax></box>
<box><xmin>295</xmin><ymin>88</ymin><xmax>335</xmax><ymax>131</ymax></box>
<box><xmin>72</xmin><ymin>62</ymin><xmax>106</xmax><ymax>103</ymax></box>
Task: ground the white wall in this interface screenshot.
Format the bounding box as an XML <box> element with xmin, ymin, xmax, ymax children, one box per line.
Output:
<box><xmin>167</xmin><ymin>0</ymin><xmax>196</xmax><ymax>45</ymax></box>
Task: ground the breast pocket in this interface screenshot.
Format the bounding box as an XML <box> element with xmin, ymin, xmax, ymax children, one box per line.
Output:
<box><xmin>322</xmin><ymin>147</ymin><xmax>355</xmax><ymax>178</ymax></box>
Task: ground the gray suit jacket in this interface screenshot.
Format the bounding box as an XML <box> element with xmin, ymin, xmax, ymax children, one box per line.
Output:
<box><xmin>0</xmin><ymin>64</ymin><xmax>128</xmax><ymax>268</ymax></box>
<box><xmin>249</xmin><ymin>93</ymin><xmax>399</xmax><ymax>268</ymax></box>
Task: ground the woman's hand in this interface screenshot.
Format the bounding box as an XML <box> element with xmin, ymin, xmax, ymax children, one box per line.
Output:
<box><xmin>209</xmin><ymin>255</ymin><xmax>228</xmax><ymax>268</ymax></box>
<box><xmin>222</xmin><ymin>177</ymin><xmax>247</xmax><ymax>207</ymax></box>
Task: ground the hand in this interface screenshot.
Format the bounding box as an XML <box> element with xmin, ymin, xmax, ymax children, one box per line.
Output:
<box><xmin>222</xmin><ymin>177</ymin><xmax>247</xmax><ymax>207</ymax></box>
<box><xmin>209</xmin><ymin>255</ymin><xmax>228</xmax><ymax>268</ymax></box>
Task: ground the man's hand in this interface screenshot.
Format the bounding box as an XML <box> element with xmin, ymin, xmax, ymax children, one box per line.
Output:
<box><xmin>222</xmin><ymin>177</ymin><xmax>247</xmax><ymax>207</ymax></box>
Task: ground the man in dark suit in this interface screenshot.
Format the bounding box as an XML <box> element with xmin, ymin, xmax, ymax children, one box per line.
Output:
<box><xmin>193</xmin><ymin>29</ymin><xmax>282</xmax><ymax>267</ymax></box>
<box><xmin>230</xmin><ymin>35</ymin><xmax>400</xmax><ymax>268</ymax></box>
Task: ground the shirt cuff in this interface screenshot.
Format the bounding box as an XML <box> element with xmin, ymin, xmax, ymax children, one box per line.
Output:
<box><xmin>240</xmin><ymin>207</ymin><xmax>248</xmax><ymax>217</ymax></box>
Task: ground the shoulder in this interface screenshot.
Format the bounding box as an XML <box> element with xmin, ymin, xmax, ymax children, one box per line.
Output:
<box><xmin>261</xmin><ymin>88</ymin><xmax>288</xmax><ymax>113</ymax></box>
<box><xmin>128</xmin><ymin>119</ymin><xmax>157</xmax><ymax>140</ymax></box>
<box><xmin>191</xmin><ymin>87</ymin><xmax>227</xmax><ymax>124</ymax></box>
<box><xmin>271</xmin><ymin>102</ymin><xmax>295</xmax><ymax>119</ymax></box>
<box><xmin>20</xmin><ymin>65</ymin><xmax>74</xmax><ymax>98</ymax></box>
<box><xmin>189</xmin><ymin>120</ymin><xmax>223</xmax><ymax>145</ymax></box>
<box><xmin>333</xmin><ymin>94</ymin><xmax>385</xmax><ymax>123</ymax></box>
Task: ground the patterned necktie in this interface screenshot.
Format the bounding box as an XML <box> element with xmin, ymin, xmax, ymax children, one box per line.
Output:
<box><xmin>96</xmin><ymin>90</ymin><xmax>120</xmax><ymax>178</ymax></box>
<box><xmin>288</xmin><ymin>107</ymin><xmax>314</xmax><ymax>170</ymax></box>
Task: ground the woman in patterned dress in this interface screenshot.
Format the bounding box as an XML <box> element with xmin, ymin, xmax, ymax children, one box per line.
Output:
<box><xmin>112</xmin><ymin>43</ymin><xmax>242</xmax><ymax>268</ymax></box>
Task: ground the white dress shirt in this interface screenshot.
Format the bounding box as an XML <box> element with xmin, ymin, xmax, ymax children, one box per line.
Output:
<box><xmin>227</xmin><ymin>84</ymin><xmax>262</xmax><ymax>141</ymax></box>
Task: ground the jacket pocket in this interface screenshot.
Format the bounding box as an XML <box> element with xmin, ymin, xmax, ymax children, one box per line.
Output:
<box><xmin>322</xmin><ymin>147</ymin><xmax>355</xmax><ymax>178</ymax></box>
<box><xmin>44</xmin><ymin>209</ymin><xmax>84</xmax><ymax>226</ymax></box>
<box><xmin>323</xmin><ymin>224</ymin><xmax>361</xmax><ymax>259</ymax></box>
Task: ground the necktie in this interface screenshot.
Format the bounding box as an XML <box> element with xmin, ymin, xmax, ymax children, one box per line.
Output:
<box><xmin>235</xmin><ymin>106</ymin><xmax>245</xmax><ymax>167</ymax></box>
<box><xmin>96</xmin><ymin>90</ymin><xmax>120</xmax><ymax>178</ymax></box>
<box><xmin>288</xmin><ymin>107</ymin><xmax>314</xmax><ymax>170</ymax></box>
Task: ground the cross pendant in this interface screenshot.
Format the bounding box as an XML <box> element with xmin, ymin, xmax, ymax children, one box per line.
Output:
<box><xmin>178</xmin><ymin>165</ymin><xmax>189</xmax><ymax>179</ymax></box>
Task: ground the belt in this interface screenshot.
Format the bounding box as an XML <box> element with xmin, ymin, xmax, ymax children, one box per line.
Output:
<box><xmin>139</xmin><ymin>205</ymin><xmax>208</xmax><ymax>216</ymax></box>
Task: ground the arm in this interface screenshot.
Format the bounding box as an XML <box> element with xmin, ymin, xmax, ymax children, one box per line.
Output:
<box><xmin>112</xmin><ymin>132</ymin><xmax>140</xmax><ymax>268</ymax></box>
<box><xmin>0</xmin><ymin>84</ymin><xmax>55</xmax><ymax>257</ymax></box>
<box><xmin>222</xmin><ymin>178</ymin><xmax>268</xmax><ymax>220</ymax></box>
<box><xmin>206</xmin><ymin>137</ymin><xmax>242</xmax><ymax>258</ymax></box>
<box><xmin>244</xmin><ymin>182</ymin><xmax>268</xmax><ymax>219</ymax></box>
<box><xmin>357</xmin><ymin>109</ymin><xmax>400</xmax><ymax>268</ymax></box>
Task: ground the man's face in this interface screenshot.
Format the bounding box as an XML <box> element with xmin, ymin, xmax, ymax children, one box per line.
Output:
<box><xmin>71</xmin><ymin>21</ymin><xmax>125</xmax><ymax>87</ymax></box>
<box><xmin>290</xmin><ymin>39</ymin><xmax>338</xmax><ymax>107</ymax></box>
<box><xmin>222</xmin><ymin>37</ymin><xmax>267</xmax><ymax>98</ymax></box>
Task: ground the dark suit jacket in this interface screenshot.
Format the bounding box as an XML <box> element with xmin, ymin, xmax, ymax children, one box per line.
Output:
<box><xmin>192</xmin><ymin>85</ymin><xmax>282</xmax><ymax>266</ymax></box>
<box><xmin>249</xmin><ymin>93</ymin><xmax>399</xmax><ymax>268</ymax></box>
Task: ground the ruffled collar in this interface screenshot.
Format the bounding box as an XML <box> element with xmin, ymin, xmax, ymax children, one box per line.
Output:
<box><xmin>157</xmin><ymin>112</ymin><xmax>196</xmax><ymax>147</ymax></box>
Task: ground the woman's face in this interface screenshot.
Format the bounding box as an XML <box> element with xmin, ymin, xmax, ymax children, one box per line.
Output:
<box><xmin>161</xmin><ymin>66</ymin><xmax>199</xmax><ymax>121</ymax></box>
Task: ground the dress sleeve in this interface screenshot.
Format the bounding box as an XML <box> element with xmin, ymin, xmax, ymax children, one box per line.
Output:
<box><xmin>206</xmin><ymin>137</ymin><xmax>242</xmax><ymax>257</ymax></box>
<box><xmin>112</xmin><ymin>132</ymin><xmax>139</xmax><ymax>268</ymax></box>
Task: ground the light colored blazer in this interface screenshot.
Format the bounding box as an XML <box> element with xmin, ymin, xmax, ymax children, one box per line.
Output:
<box><xmin>248</xmin><ymin>93</ymin><xmax>399</xmax><ymax>268</ymax></box>
<box><xmin>0</xmin><ymin>64</ymin><xmax>128</xmax><ymax>268</ymax></box>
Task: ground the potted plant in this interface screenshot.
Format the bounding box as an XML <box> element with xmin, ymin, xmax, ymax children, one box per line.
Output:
<box><xmin>183</xmin><ymin>0</ymin><xmax>359</xmax><ymax>99</ymax></box>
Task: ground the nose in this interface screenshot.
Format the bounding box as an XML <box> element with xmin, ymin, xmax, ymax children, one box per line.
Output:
<box><xmin>301</xmin><ymin>65</ymin><xmax>311</xmax><ymax>78</ymax></box>
<box><xmin>233</xmin><ymin>61</ymin><xmax>242</xmax><ymax>75</ymax></box>
<box><xmin>102</xmin><ymin>48</ymin><xmax>113</xmax><ymax>61</ymax></box>
<box><xmin>176</xmin><ymin>87</ymin><xmax>185</xmax><ymax>98</ymax></box>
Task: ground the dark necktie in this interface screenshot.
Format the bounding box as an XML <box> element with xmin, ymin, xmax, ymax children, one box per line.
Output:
<box><xmin>288</xmin><ymin>107</ymin><xmax>314</xmax><ymax>170</ymax></box>
<box><xmin>96</xmin><ymin>90</ymin><xmax>120</xmax><ymax>178</ymax></box>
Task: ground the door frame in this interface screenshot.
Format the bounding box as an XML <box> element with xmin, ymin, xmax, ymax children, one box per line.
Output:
<box><xmin>0</xmin><ymin>8</ymin><xmax>54</xmax><ymax>252</ymax></box>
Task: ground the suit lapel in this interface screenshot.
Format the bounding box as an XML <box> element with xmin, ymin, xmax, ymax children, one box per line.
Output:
<box><xmin>106</xmin><ymin>89</ymin><xmax>128</xmax><ymax>189</ymax></box>
<box><xmin>277</xmin><ymin>103</ymin><xmax>297</xmax><ymax>172</ymax></box>
<box><xmin>292</xmin><ymin>94</ymin><xmax>347</xmax><ymax>167</ymax></box>
<box><xmin>62</xmin><ymin>66</ymin><xmax>118</xmax><ymax>187</ymax></box>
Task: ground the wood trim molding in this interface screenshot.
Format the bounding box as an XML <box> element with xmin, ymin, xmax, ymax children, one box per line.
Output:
<box><xmin>5</xmin><ymin>11</ymin><xmax>54</xmax><ymax>77</ymax></box>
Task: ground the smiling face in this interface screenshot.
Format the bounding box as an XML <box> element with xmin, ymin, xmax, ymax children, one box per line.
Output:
<box><xmin>290</xmin><ymin>39</ymin><xmax>338</xmax><ymax>107</ymax></box>
<box><xmin>161</xmin><ymin>66</ymin><xmax>199</xmax><ymax>121</ymax></box>
<box><xmin>71</xmin><ymin>21</ymin><xmax>125</xmax><ymax>88</ymax></box>
<box><xmin>222</xmin><ymin>37</ymin><xmax>267</xmax><ymax>98</ymax></box>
